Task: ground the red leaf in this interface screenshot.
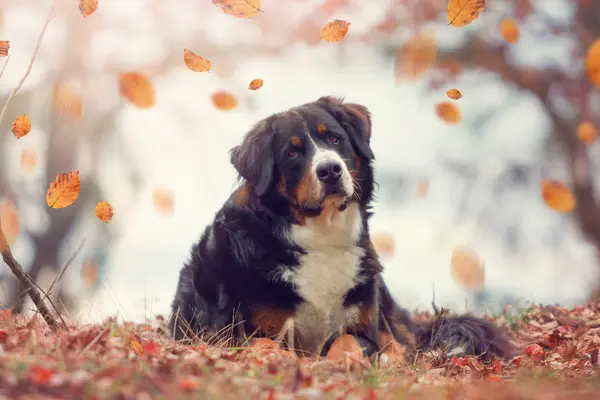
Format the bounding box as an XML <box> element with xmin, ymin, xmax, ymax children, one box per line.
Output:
<box><xmin>524</xmin><ymin>343</ymin><xmax>546</xmax><ymax>361</ymax></box>
<box><xmin>364</xmin><ymin>387</ymin><xmax>377</xmax><ymax>400</ymax></box>
<box><xmin>142</xmin><ymin>339</ymin><xmax>160</xmax><ymax>356</ymax></box>
<box><xmin>491</xmin><ymin>359</ymin><xmax>502</xmax><ymax>374</ymax></box>
<box><xmin>29</xmin><ymin>365</ymin><xmax>53</xmax><ymax>385</ymax></box>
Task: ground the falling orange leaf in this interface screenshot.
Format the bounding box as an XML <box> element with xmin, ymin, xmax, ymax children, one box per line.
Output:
<box><xmin>152</xmin><ymin>188</ymin><xmax>175</xmax><ymax>215</ymax></box>
<box><xmin>81</xmin><ymin>258</ymin><xmax>99</xmax><ymax>288</ymax></box>
<box><xmin>11</xmin><ymin>115</ymin><xmax>31</xmax><ymax>139</ymax></box>
<box><xmin>211</xmin><ymin>91</ymin><xmax>238</xmax><ymax>111</ymax></box>
<box><xmin>446</xmin><ymin>88</ymin><xmax>463</xmax><ymax>100</ymax></box>
<box><xmin>20</xmin><ymin>148</ymin><xmax>38</xmax><ymax>173</ymax></box>
<box><xmin>53</xmin><ymin>83</ymin><xmax>83</xmax><ymax>121</ymax></box>
<box><xmin>0</xmin><ymin>40</ymin><xmax>9</xmax><ymax>57</ymax></box>
<box><xmin>119</xmin><ymin>72</ymin><xmax>155</xmax><ymax>109</ymax></box>
<box><xmin>248</xmin><ymin>79</ymin><xmax>263</xmax><ymax>90</ymax></box>
<box><xmin>79</xmin><ymin>0</ymin><xmax>98</xmax><ymax>18</ymax></box>
<box><xmin>46</xmin><ymin>170</ymin><xmax>81</xmax><ymax>209</ymax></box>
<box><xmin>394</xmin><ymin>33</ymin><xmax>437</xmax><ymax>81</ymax></box>
<box><xmin>183</xmin><ymin>49</ymin><xmax>211</xmax><ymax>72</ymax></box>
<box><xmin>213</xmin><ymin>0</ymin><xmax>262</xmax><ymax>19</ymax></box>
<box><xmin>416</xmin><ymin>180</ymin><xmax>430</xmax><ymax>197</ymax></box>
<box><xmin>541</xmin><ymin>179</ymin><xmax>575</xmax><ymax>213</ymax></box>
<box><xmin>0</xmin><ymin>198</ymin><xmax>19</xmax><ymax>247</ymax></box>
<box><xmin>500</xmin><ymin>18</ymin><xmax>520</xmax><ymax>44</ymax></box>
<box><xmin>447</xmin><ymin>0</ymin><xmax>486</xmax><ymax>27</ymax></box>
<box><xmin>585</xmin><ymin>38</ymin><xmax>600</xmax><ymax>90</ymax></box>
<box><xmin>435</xmin><ymin>101</ymin><xmax>461</xmax><ymax>124</ymax></box>
<box><xmin>450</xmin><ymin>246</ymin><xmax>485</xmax><ymax>291</ymax></box>
<box><xmin>371</xmin><ymin>233</ymin><xmax>395</xmax><ymax>259</ymax></box>
<box><xmin>320</xmin><ymin>19</ymin><xmax>351</xmax><ymax>42</ymax></box>
<box><xmin>577</xmin><ymin>121</ymin><xmax>597</xmax><ymax>145</ymax></box>
<box><xmin>95</xmin><ymin>201</ymin><xmax>114</xmax><ymax>223</ymax></box>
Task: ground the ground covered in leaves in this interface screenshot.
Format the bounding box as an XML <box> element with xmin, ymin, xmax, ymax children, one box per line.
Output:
<box><xmin>2</xmin><ymin>303</ymin><xmax>600</xmax><ymax>399</ymax></box>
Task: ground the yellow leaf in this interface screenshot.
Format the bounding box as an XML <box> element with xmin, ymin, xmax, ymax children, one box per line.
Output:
<box><xmin>500</xmin><ymin>18</ymin><xmax>519</xmax><ymax>44</ymax></box>
<box><xmin>46</xmin><ymin>170</ymin><xmax>81</xmax><ymax>209</ymax></box>
<box><xmin>12</xmin><ymin>115</ymin><xmax>31</xmax><ymax>139</ymax></box>
<box><xmin>447</xmin><ymin>0</ymin><xmax>486</xmax><ymax>27</ymax></box>
<box><xmin>446</xmin><ymin>88</ymin><xmax>463</xmax><ymax>100</ymax></box>
<box><xmin>95</xmin><ymin>201</ymin><xmax>114</xmax><ymax>223</ymax></box>
<box><xmin>541</xmin><ymin>179</ymin><xmax>575</xmax><ymax>213</ymax></box>
<box><xmin>320</xmin><ymin>19</ymin><xmax>350</xmax><ymax>42</ymax></box>
<box><xmin>450</xmin><ymin>246</ymin><xmax>485</xmax><ymax>291</ymax></box>
<box><xmin>130</xmin><ymin>339</ymin><xmax>144</xmax><ymax>356</ymax></box>
<box><xmin>0</xmin><ymin>198</ymin><xmax>19</xmax><ymax>247</ymax></box>
<box><xmin>435</xmin><ymin>101</ymin><xmax>461</xmax><ymax>124</ymax></box>
<box><xmin>81</xmin><ymin>258</ymin><xmax>99</xmax><ymax>288</ymax></box>
<box><xmin>585</xmin><ymin>38</ymin><xmax>600</xmax><ymax>90</ymax></box>
<box><xmin>20</xmin><ymin>148</ymin><xmax>38</xmax><ymax>173</ymax></box>
<box><xmin>213</xmin><ymin>0</ymin><xmax>262</xmax><ymax>19</ymax></box>
<box><xmin>53</xmin><ymin>83</ymin><xmax>83</xmax><ymax>122</ymax></box>
<box><xmin>394</xmin><ymin>33</ymin><xmax>437</xmax><ymax>81</ymax></box>
<box><xmin>119</xmin><ymin>72</ymin><xmax>155</xmax><ymax>109</ymax></box>
<box><xmin>0</xmin><ymin>40</ymin><xmax>9</xmax><ymax>57</ymax></box>
<box><xmin>248</xmin><ymin>79</ymin><xmax>263</xmax><ymax>90</ymax></box>
<box><xmin>183</xmin><ymin>49</ymin><xmax>211</xmax><ymax>72</ymax></box>
<box><xmin>211</xmin><ymin>91</ymin><xmax>238</xmax><ymax>111</ymax></box>
<box><xmin>577</xmin><ymin>121</ymin><xmax>597</xmax><ymax>145</ymax></box>
<box><xmin>152</xmin><ymin>188</ymin><xmax>175</xmax><ymax>216</ymax></box>
<box><xmin>79</xmin><ymin>0</ymin><xmax>98</xmax><ymax>18</ymax></box>
<box><xmin>371</xmin><ymin>233</ymin><xmax>395</xmax><ymax>259</ymax></box>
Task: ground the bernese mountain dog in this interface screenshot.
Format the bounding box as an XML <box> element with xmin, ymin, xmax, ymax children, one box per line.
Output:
<box><xmin>168</xmin><ymin>96</ymin><xmax>514</xmax><ymax>361</ymax></box>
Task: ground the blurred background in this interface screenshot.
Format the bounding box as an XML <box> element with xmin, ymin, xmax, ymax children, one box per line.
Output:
<box><xmin>0</xmin><ymin>0</ymin><xmax>599</xmax><ymax>324</ymax></box>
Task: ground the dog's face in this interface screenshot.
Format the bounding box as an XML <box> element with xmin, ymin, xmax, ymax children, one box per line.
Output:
<box><xmin>230</xmin><ymin>96</ymin><xmax>375</xmax><ymax>218</ymax></box>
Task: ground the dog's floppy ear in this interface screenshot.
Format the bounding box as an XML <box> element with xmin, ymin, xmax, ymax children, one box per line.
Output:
<box><xmin>229</xmin><ymin>119</ymin><xmax>275</xmax><ymax>197</ymax></box>
<box><xmin>317</xmin><ymin>96</ymin><xmax>375</xmax><ymax>160</ymax></box>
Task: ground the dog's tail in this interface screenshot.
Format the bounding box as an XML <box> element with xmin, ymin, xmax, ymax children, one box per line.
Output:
<box><xmin>377</xmin><ymin>276</ymin><xmax>515</xmax><ymax>360</ymax></box>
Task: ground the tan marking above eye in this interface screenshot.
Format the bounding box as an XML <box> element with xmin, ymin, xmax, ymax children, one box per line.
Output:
<box><xmin>290</xmin><ymin>136</ymin><xmax>303</xmax><ymax>146</ymax></box>
<box><xmin>317</xmin><ymin>123</ymin><xmax>328</xmax><ymax>135</ymax></box>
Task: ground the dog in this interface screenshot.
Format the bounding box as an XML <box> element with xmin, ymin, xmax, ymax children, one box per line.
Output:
<box><xmin>168</xmin><ymin>96</ymin><xmax>514</xmax><ymax>360</ymax></box>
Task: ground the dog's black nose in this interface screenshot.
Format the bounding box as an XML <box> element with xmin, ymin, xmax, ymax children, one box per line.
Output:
<box><xmin>316</xmin><ymin>162</ymin><xmax>342</xmax><ymax>184</ymax></box>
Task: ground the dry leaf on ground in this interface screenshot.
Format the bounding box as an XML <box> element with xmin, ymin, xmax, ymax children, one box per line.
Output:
<box><xmin>0</xmin><ymin>40</ymin><xmax>9</xmax><ymax>56</ymax></box>
<box><xmin>447</xmin><ymin>0</ymin><xmax>486</xmax><ymax>27</ymax></box>
<box><xmin>119</xmin><ymin>72</ymin><xmax>155</xmax><ymax>109</ymax></box>
<box><xmin>81</xmin><ymin>258</ymin><xmax>99</xmax><ymax>288</ymax></box>
<box><xmin>320</xmin><ymin>20</ymin><xmax>351</xmax><ymax>42</ymax></box>
<box><xmin>213</xmin><ymin>0</ymin><xmax>261</xmax><ymax>19</ymax></box>
<box><xmin>46</xmin><ymin>170</ymin><xmax>81</xmax><ymax>209</ymax></box>
<box><xmin>248</xmin><ymin>79</ymin><xmax>263</xmax><ymax>90</ymax></box>
<box><xmin>585</xmin><ymin>38</ymin><xmax>600</xmax><ymax>90</ymax></box>
<box><xmin>541</xmin><ymin>179</ymin><xmax>575</xmax><ymax>213</ymax></box>
<box><xmin>446</xmin><ymin>88</ymin><xmax>463</xmax><ymax>100</ymax></box>
<box><xmin>435</xmin><ymin>101</ymin><xmax>461</xmax><ymax>124</ymax></box>
<box><xmin>20</xmin><ymin>148</ymin><xmax>38</xmax><ymax>173</ymax></box>
<box><xmin>327</xmin><ymin>334</ymin><xmax>363</xmax><ymax>362</ymax></box>
<box><xmin>394</xmin><ymin>33</ymin><xmax>437</xmax><ymax>81</ymax></box>
<box><xmin>12</xmin><ymin>115</ymin><xmax>31</xmax><ymax>139</ymax></box>
<box><xmin>95</xmin><ymin>201</ymin><xmax>114</xmax><ymax>223</ymax></box>
<box><xmin>152</xmin><ymin>188</ymin><xmax>175</xmax><ymax>215</ymax></box>
<box><xmin>450</xmin><ymin>246</ymin><xmax>485</xmax><ymax>291</ymax></box>
<box><xmin>79</xmin><ymin>0</ymin><xmax>98</xmax><ymax>18</ymax></box>
<box><xmin>371</xmin><ymin>233</ymin><xmax>395</xmax><ymax>259</ymax></box>
<box><xmin>53</xmin><ymin>83</ymin><xmax>83</xmax><ymax>121</ymax></box>
<box><xmin>183</xmin><ymin>49</ymin><xmax>211</xmax><ymax>72</ymax></box>
<box><xmin>577</xmin><ymin>121</ymin><xmax>596</xmax><ymax>145</ymax></box>
<box><xmin>500</xmin><ymin>18</ymin><xmax>520</xmax><ymax>44</ymax></box>
<box><xmin>211</xmin><ymin>91</ymin><xmax>238</xmax><ymax>111</ymax></box>
<box><xmin>0</xmin><ymin>198</ymin><xmax>19</xmax><ymax>247</ymax></box>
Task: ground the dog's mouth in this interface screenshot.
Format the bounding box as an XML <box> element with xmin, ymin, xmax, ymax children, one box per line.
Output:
<box><xmin>298</xmin><ymin>195</ymin><xmax>350</xmax><ymax>216</ymax></box>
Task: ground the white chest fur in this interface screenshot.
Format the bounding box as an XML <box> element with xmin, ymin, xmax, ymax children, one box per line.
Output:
<box><xmin>282</xmin><ymin>202</ymin><xmax>365</xmax><ymax>354</ymax></box>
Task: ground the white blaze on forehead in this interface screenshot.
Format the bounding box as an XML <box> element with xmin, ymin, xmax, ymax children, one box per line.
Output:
<box><xmin>305</xmin><ymin>133</ymin><xmax>354</xmax><ymax>197</ymax></box>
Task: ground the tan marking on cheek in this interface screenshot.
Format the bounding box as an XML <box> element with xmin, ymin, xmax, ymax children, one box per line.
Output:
<box><xmin>232</xmin><ymin>184</ymin><xmax>250</xmax><ymax>207</ymax></box>
<box><xmin>293</xmin><ymin>162</ymin><xmax>320</xmax><ymax>209</ymax></box>
<box><xmin>252</xmin><ymin>307</ymin><xmax>294</xmax><ymax>337</ymax></box>
<box><xmin>290</xmin><ymin>136</ymin><xmax>303</xmax><ymax>147</ymax></box>
<box><xmin>278</xmin><ymin>175</ymin><xmax>287</xmax><ymax>196</ymax></box>
<box><xmin>317</xmin><ymin>123</ymin><xmax>328</xmax><ymax>135</ymax></box>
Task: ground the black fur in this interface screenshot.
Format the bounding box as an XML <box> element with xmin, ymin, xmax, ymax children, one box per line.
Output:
<box><xmin>169</xmin><ymin>96</ymin><xmax>515</xmax><ymax>361</ymax></box>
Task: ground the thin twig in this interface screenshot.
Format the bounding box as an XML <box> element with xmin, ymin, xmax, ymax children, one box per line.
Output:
<box><xmin>0</xmin><ymin>55</ymin><xmax>11</xmax><ymax>81</ymax></box>
<box><xmin>43</xmin><ymin>238</ymin><xmax>86</xmax><ymax>302</ymax></box>
<box><xmin>0</xmin><ymin>0</ymin><xmax>56</xmax><ymax>127</ymax></box>
<box><xmin>0</xmin><ymin>218</ymin><xmax>61</xmax><ymax>331</ymax></box>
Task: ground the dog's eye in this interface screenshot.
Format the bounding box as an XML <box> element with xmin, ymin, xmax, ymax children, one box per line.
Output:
<box><xmin>288</xmin><ymin>150</ymin><xmax>299</xmax><ymax>158</ymax></box>
<box><xmin>328</xmin><ymin>136</ymin><xmax>340</xmax><ymax>144</ymax></box>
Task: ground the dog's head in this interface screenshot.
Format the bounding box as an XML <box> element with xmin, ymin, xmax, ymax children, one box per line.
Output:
<box><xmin>230</xmin><ymin>96</ymin><xmax>375</xmax><ymax>218</ymax></box>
